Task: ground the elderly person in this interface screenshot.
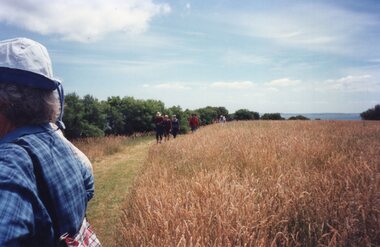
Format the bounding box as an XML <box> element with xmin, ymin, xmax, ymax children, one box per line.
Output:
<box><xmin>154</xmin><ymin>112</ymin><xmax>164</xmax><ymax>144</ymax></box>
<box><xmin>0</xmin><ymin>38</ymin><xmax>100</xmax><ymax>246</ymax></box>
<box><xmin>171</xmin><ymin>115</ymin><xmax>180</xmax><ymax>138</ymax></box>
<box><xmin>162</xmin><ymin>114</ymin><xmax>172</xmax><ymax>142</ymax></box>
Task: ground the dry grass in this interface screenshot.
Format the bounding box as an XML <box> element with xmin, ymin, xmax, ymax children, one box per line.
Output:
<box><xmin>71</xmin><ymin>133</ymin><xmax>153</xmax><ymax>162</ymax></box>
<box><xmin>120</xmin><ymin>121</ymin><xmax>380</xmax><ymax>247</ymax></box>
<box><xmin>71</xmin><ymin>135</ymin><xmax>139</xmax><ymax>162</ymax></box>
<box><xmin>86</xmin><ymin>137</ymin><xmax>154</xmax><ymax>247</ymax></box>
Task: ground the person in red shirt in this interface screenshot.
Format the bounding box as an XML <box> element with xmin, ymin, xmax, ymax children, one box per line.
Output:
<box><xmin>189</xmin><ymin>113</ymin><xmax>199</xmax><ymax>133</ymax></box>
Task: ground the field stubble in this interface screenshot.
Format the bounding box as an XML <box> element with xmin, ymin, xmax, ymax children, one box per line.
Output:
<box><xmin>121</xmin><ymin>121</ymin><xmax>379</xmax><ymax>246</ymax></box>
<box><xmin>72</xmin><ymin>135</ymin><xmax>128</xmax><ymax>162</ymax></box>
<box><xmin>72</xmin><ymin>133</ymin><xmax>150</xmax><ymax>162</ymax></box>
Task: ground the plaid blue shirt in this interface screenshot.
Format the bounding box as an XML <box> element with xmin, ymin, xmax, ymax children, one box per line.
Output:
<box><xmin>0</xmin><ymin>124</ymin><xmax>94</xmax><ymax>246</ymax></box>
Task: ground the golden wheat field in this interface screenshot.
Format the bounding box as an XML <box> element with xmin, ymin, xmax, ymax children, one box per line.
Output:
<box><xmin>119</xmin><ymin>121</ymin><xmax>379</xmax><ymax>247</ymax></box>
<box><xmin>72</xmin><ymin>135</ymin><xmax>129</xmax><ymax>162</ymax></box>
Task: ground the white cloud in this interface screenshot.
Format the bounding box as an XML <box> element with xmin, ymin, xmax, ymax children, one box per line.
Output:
<box><xmin>153</xmin><ymin>83</ymin><xmax>191</xmax><ymax>90</ymax></box>
<box><xmin>368</xmin><ymin>58</ymin><xmax>380</xmax><ymax>63</ymax></box>
<box><xmin>210</xmin><ymin>81</ymin><xmax>256</xmax><ymax>89</ymax></box>
<box><xmin>322</xmin><ymin>74</ymin><xmax>380</xmax><ymax>92</ymax></box>
<box><xmin>228</xmin><ymin>3</ymin><xmax>379</xmax><ymax>55</ymax></box>
<box><xmin>222</xmin><ymin>50</ymin><xmax>269</xmax><ymax>65</ymax></box>
<box><xmin>266</xmin><ymin>78</ymin><xmax>300</xmax><ymax>87</ymax></box>
<box><xmin>186</xmin><ymin>3</ymin><xmax>191</xmax><ymax>10</ymax></box>
<box><xmin>0</xmin><ymin>0</ymin><xmax>170</xmax><ymax>42</ymax></box>
<box><xmin>266</xmin><ymin>87</ymin><xmax>280</xmax><ymax>92</ymax></box>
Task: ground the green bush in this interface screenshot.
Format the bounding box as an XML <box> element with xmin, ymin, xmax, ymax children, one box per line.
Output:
<box><xmin>261</xmin><ymin>113</ymin><xmax>285</xmax><ymax>120</ymax></box>
<box><xmin>233</xmin><ymin>109</ymin><xmax>260</xmax><ymax>120</ymax></box>
<box><xmin>288</xmin><ymin>115</ymin><xmax>310</xmax><ymax>120</ymax></box>
<box><xmin>361</xmin><ymin>104</ymin><xmax>380</xmax><ymax>120</ymax></box>
<box><xmin>81</xmin><ymin>122</ymin><xmax>105</xmax><ymax>137</ymax></box>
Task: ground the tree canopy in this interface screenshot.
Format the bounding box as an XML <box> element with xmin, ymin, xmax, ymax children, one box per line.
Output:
<box><xmin>233</xmin><ymin>109</ymin><xmax>260</xmax><ymax>120</ymax></box>
<box><xmin>66</xmin><ymin>93</ymin><xmax>352</xmax><ymax>138</ymax></box>
<box><xmin>288</xmin><ymin>115</ymin><xmax>310</xmax><ymax>120</ymax></box>
<box><xmin>63</xmin><ymin>94</ymin><xmax>233</xmax><ymax>138</ymax></box>
<box><xmin>361</xmin><ymin>104</ymin><xmax>380</xmax><ymax>120</ymax></box>
<box><xmin>261</xmin><ymin>113</ymin><xmax>285</xmax><ymax>120</ymax></box>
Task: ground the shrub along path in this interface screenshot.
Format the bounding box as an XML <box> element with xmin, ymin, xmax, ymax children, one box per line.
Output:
<box><xmin>86</xmin><ymin>137</ymin><xmax>154</xmax><ymax>246</ymax></box>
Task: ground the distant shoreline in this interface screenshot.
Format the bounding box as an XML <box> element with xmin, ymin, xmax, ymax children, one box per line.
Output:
<box><xmin>280</xmin><ymin>113</ymin><xmax>361</xmax><ymax>120</ymax></box>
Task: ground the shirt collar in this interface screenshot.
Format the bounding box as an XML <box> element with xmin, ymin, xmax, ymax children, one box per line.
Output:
<box><xmin>0</xmin><ymin>123</ymin><xmax>54</xmax><ymax>144</ymax></box>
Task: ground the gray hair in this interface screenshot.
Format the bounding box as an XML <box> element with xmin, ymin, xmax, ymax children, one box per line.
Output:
<box><xmin>0</xmin><ymin>82</ymin><xmax>59</xmax><ymax>127</ymax></box>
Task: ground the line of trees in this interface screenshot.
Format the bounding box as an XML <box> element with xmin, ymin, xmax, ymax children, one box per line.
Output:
<box><xmin>62</xmin><ymin>93</ymin><xmax>308</xmax><ymax>139</ymax></box>
<box><xmin>360</xmin><ymin>104</ymin><xmax>380</xmax><ymax>120</ymax></box>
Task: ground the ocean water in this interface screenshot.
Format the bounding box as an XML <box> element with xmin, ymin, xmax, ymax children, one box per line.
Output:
<box><xmin>281</xmin><ymin>113</ymin><xmax>361</xmax><ymax>120</ymax></box>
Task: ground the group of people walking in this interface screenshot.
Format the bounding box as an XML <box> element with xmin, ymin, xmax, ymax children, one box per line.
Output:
<box><xmin>154</xmin><ymin>112</ymin><xmax>200</xmax><ymax>144</ymax></box>
<box><xmin>154</xmin><ymin>112</ymin><xmax>180</xmax><ymax>144</ymax></box>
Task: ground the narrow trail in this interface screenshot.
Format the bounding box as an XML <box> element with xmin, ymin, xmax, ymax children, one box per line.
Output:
<box><xmin>86</xmin><ymin>138</ymin><xmax>154</xmax><ymax>246</ymax></box>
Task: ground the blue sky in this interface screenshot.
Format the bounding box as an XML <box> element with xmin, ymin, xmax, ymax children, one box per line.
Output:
<box><xmin>1</xmin><ymin>0</ymin><xmax>379</xmax><ymax>113</ymax></box>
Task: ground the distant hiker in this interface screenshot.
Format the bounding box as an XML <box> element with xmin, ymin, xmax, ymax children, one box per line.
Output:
<box><xmin>189</xmin><ymin>113</ymin><xmax>199</xmax><ymax>133</ymax></box>
<box><xmin>219</xmin><ymin>115</ymin><xmax>226</xmax><ymax>123</ymax></box>
<box><xmin>163</xmin><ymin>114</ymin><xmax>172</xmax><ymax>141</ymax></box>
<box><xmin>154</xmin><ymin>112</ymin><xmax>164</xmax><ymax>143</ymax></box>
<box><xmin>201</xmin><ymin>118</ymin><xmax>206</xmax><ymax>126</ymax></box>
<box><xmin>171</xmin><ymin>115</ymin><xmax>180</xmax><ymax>138</ymax></box>
<box><xmin>0</xmin><ymin>38</ymin><xmax>101</xmax><ymax>246</ymax></box>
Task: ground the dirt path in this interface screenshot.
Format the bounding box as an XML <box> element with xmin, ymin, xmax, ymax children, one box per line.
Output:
<box><xmin>86</xmin><ymin>138</ymin><xmax>154</xmax><ymax>246</ymax></box>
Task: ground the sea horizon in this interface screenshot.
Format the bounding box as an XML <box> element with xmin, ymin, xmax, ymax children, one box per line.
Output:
<box><xmin>280</xmin><ymin>113</ymin><xmax>361</xmax><ymax>120</ymax></box>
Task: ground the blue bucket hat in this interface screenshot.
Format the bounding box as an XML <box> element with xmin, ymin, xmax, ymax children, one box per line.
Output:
<box><xmin>0</xmin><ymin>37</ymin><xmax>65</xmax><ymax>129</ymax></box>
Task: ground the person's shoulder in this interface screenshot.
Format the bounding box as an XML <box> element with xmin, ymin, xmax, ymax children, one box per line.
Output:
<box><xmin>0</xmin><ymin>143</ymin><xmax>32</xmax><ymax>172</ymax></box>
<box><xmin>0</xmin><ymin>142</ymin><xmax>29</xmax><ymax>157</ymax></box>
